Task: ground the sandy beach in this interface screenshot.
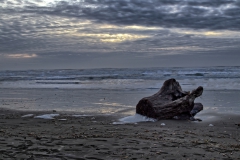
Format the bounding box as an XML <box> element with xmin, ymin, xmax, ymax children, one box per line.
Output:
<box><xmin>0</xmin><ymin>88</ymin><xmax>240</xmax><ymax>159</ymax></box>
<box><xmin>0</xmin><ymin>110</ymin><xmax>240</xmax><ymax>159</ymax></box>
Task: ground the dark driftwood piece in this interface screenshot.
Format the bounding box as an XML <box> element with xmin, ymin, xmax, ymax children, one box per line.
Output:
<box><xmin>136</xmin><ymin>79</ymin><xmax>203</xmax><ymax>120</ymax></box>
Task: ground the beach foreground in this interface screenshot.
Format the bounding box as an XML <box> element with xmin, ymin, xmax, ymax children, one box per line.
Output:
<box><xmin>0</xmin><ymin>109</ymin><xmax>240</xmax><ymax>160</ymax></box>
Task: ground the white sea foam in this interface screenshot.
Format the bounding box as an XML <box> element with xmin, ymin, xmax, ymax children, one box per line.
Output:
<box><xmin>21</xmin><ymin>114</ymin><xmax>34</xmax><ymax>118</ymax></box>
<box><xmin>72</xmin><ymin>114</ymin><xmax>93</xmax><ymax>117</ymax></box>
<box><xmin>34</xmin><ymin>114</ymin><xmax>59</xmax><ymax>119</ymax></box>
<box><xmin>2</xmin><ymin>78</ymin><xmax>240</xmax><ymax>90</ymax></box>
<box><xmin>113</xmin><ymin>114</ymin><xmax>156</xmax><ymax>124</ymax></box>
<box><xmin>58</xmin><ymin>119</ymin><xmax>67</xmax><ymax>121</ymax></box>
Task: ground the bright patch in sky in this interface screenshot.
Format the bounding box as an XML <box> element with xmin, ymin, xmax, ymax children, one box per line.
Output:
<box><xmin>78</xmin><ymin>33</ymin><xmax>149</xmax><ymax>43</ymax></box>
<box><xmin>204</xmin><ymin>32</ymin><xmax>222</xmax><ymax>36</ymax></box>
<box><xmin>7</xmin><ymin>54</ymin><xmax>38</xmax><ymax>58</ymax></box>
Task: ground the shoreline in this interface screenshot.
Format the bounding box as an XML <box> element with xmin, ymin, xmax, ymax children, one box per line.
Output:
<box><xmin>0</xmin><ymin>88</ymin><xmax>240</xmax><ymax>116</ymax></box>
<box><xmin>1</xmin><ymin>105</ymin><xmax>239</xmax><ymax>123</ymax></box>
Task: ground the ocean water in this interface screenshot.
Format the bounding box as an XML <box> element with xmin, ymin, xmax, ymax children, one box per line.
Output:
<box><xmin>0</xmin><ymin>66</ymin><xmax>240</xmax><ymax>119</ymax></box>
<box><xmin>1</xmin><ymin>66</ymin><xmax>240</xmax><ymax>90</ymax></box>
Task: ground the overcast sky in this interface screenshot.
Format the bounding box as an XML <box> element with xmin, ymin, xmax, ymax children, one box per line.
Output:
<box><xmin>0</xmin><ymin>0</ymin><xmax>240</xmax><ymax>70</ymax></box>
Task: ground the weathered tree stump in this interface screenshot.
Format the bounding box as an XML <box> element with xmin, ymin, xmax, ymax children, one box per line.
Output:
<box><xmin>136</xmin><ymin>79</ymin><xmax>203</xmax><ymax>120</ymax></box>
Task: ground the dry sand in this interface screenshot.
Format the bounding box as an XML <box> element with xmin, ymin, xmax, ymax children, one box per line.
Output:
<box><xmin>0</xmin><ymin>108</ymin><xmax>240</xmax><ymax>160</ymax></box>
<box><xmin>0</xmin><ymin>88</ymin><xmax>240</xmax><ymax>159</ymax></box>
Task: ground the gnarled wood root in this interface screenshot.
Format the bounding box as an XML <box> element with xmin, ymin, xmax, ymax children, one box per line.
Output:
<box><xmin>136</xmin><ymin>78</ymin><xmax>203</xmax><ymax>120</ymax></box>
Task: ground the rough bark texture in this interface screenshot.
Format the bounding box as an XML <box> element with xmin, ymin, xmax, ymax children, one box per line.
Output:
<box><xmin>136</xmin><ymin>79</ymin><xmax>203</xmax><ymax>120</ymax></box>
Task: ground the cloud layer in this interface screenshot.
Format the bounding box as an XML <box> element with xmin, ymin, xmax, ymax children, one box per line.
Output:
<box><xmin>2</xmin><ymin>0</ymin><xmax>240</xmax><ymax>30</ymax></box>
<box><xmin>33</xmin><ymin>0</ymin><xmax>240</xmax><ymax>30</ymax></box>
<box><xmin>84</xmin><ymin>0</ymin><xmax>240</xmax><ymax>30</ymax></box>
<box><xmin>0</xmin><ymin>0</ymin><xmax>240</xmax><ymax>69</ymax></box>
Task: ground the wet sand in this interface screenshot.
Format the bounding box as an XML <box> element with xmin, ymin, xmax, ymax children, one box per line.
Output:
<box><xmin>0</xmin><ymin>88</ymin><xmax>240</xmax><ymax>159</ymax></box>
<box><xmin>1</xmin><ymin>88</ymin><xmax>240</xmax><ymax>115</ymax></box>
<box><xmin>0</xmin><ymin>108</ymin><xmax>240</xmax><ymax>160</ymax></box>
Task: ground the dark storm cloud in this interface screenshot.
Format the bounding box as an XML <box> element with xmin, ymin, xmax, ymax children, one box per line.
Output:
<box><xmin>2</xmin><ymin>0</ymin><xmax>239</xmax><ymax>30</ymax></box>
<box><xmin>41</xmin><ymin>0</ymin><xmax>240</xmax><ymax>30</ymax></box>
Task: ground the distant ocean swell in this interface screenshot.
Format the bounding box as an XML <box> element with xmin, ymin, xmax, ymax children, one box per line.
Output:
<box><xmin>0</xmin><ymin>66</ymin><xmax>240</xmax><ymax>90</ymax></box>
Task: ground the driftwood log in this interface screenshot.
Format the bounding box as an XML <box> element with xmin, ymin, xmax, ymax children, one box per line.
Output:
<box><xmin>136</xmin><ymin>79</ymin><xmax>203</xmax><ymax>121</ymax></box>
